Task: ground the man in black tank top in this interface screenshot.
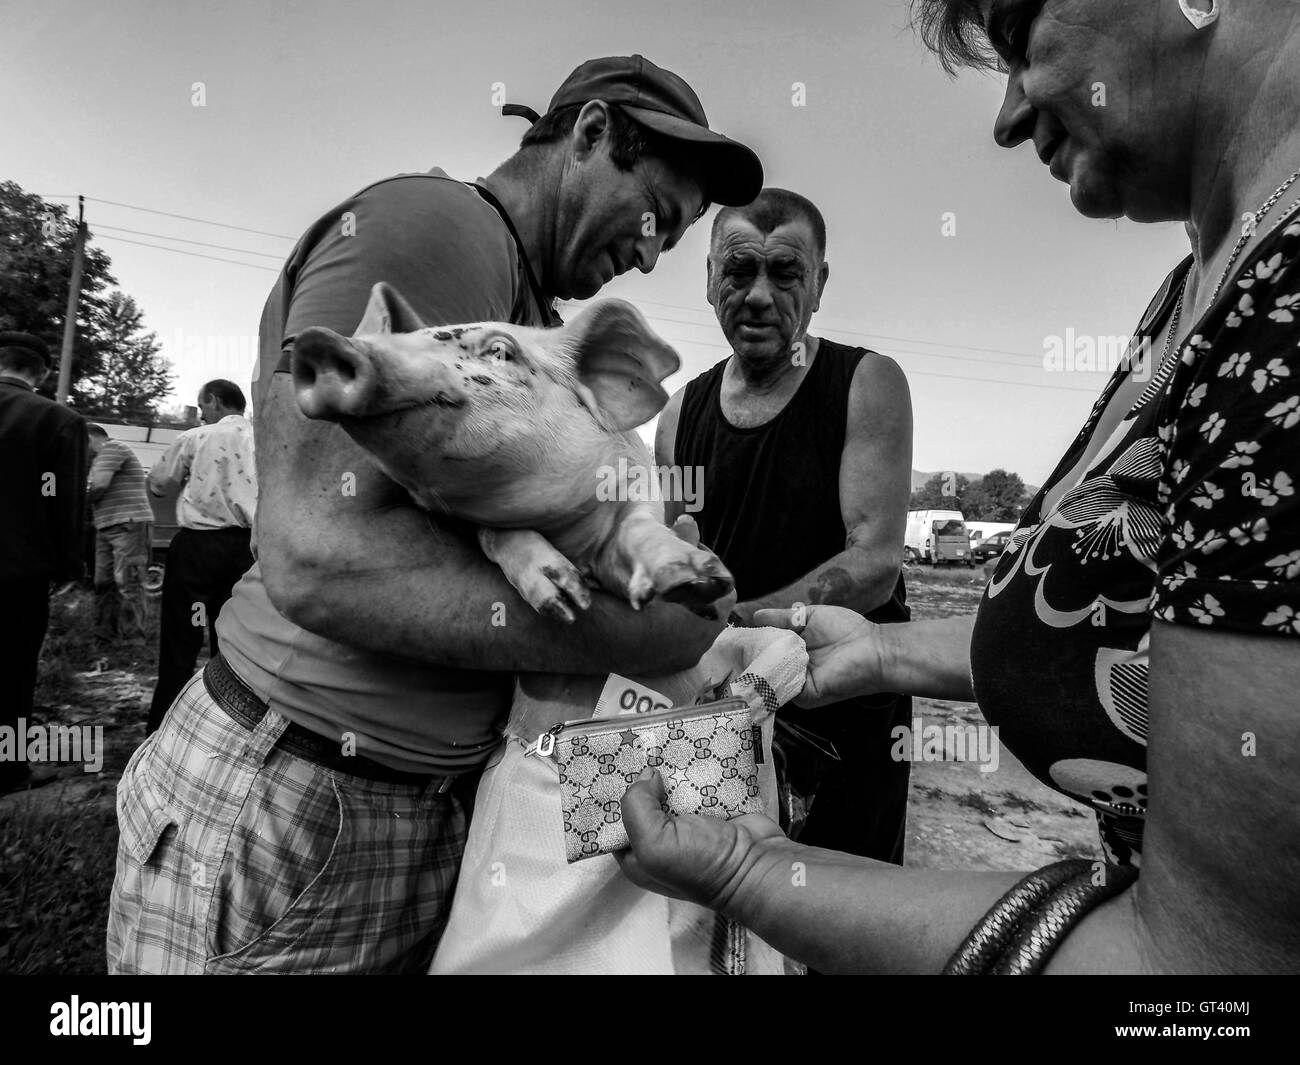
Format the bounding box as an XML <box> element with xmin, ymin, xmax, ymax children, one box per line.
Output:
<box><xmin>659</xmin><ymin>189</ymin><xmax>914</xmax><ymax>865</ymax></box>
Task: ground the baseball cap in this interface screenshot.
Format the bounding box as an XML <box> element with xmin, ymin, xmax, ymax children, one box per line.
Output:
<box><xmin>0</xmin><ymin>330</ymin><xmax>51</xmax><ymax>368</ymax></box>
<box><xmin>508</xmin><ymin>54</ymin><xmax>763</xmax><ymax>206</ymax></box>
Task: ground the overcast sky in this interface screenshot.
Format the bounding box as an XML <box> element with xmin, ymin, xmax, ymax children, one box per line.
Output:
<box><xmin>2</xmin><ymin>0</ymin><xmax>1191</xmax><ymax>485</ymax></box>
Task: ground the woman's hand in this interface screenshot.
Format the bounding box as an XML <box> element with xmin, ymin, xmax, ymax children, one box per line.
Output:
<box><xmin>754</xmin><ymin>604</ymin><xmax>885</xmax><ymax>707</ymax></box>
<box><xmin>615</xmin><ymin>768</ymin><xmax>786</xmax><ymax>911</ymax></box>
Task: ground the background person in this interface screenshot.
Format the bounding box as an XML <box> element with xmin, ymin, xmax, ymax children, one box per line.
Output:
<box><xmin>617</xmin><ymin>0</ymin><xmax>1300</xmax><ymax>974</ymax></box>
<box><xmin>0</xmin><ymin>332</ymin><xmax>87</xmax><ymax>794</ymax></box>
<box><xmin>86</xmin><ymin>423</ymin><xmax>154</xmax><ymax>643</ymax></box>
<box><xmin>144</xmin><ymin>379</ymin><xmax>256</xmax><ymax>734</ymax></box>
<box><xmin>658</xmin><ymin>187</ymin><xmax>914</xmax><ymax>865</ymax></box>
<box><xmin>109</xmin><ymin>54</ymin><xmax>762</xmax><ymax>974</ymax></box>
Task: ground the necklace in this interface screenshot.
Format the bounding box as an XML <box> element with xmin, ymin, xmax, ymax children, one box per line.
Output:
<box><xmin>1156</xmin><ymin>165</ymin><xmax>1300</xmax><ymax>374</ymax></box>
<box><xmin>1158</xmin><ymin>281</ymin><xmax>1187</xmax><ymax>373</ymax></box>
<box><xmin>1207</xmin><ymin>165</ymin><xmax>1300</xmax><ymax>304</ymax></box>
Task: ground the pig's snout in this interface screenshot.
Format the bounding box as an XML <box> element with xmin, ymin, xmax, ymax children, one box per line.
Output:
<box><xmin>292</xmin><ymin>327</ymin><xmax>381</xmax><ymax>421</ymax></box>
<box><xmin>292</xmin><ymin>328</ymin><xmax>468</xmax><ymax>421</ymax></box>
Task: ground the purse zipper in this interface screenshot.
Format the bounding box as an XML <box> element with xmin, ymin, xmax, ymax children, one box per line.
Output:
<box><xmin>525</xmin><ymin>696</ymin><xmax>749</xmax><ymax>759</ymax></box>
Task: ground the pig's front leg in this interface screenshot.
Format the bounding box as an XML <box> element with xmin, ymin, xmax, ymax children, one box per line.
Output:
<box><xmin>478</xmin><ymin>527</ymin><xmax>593</xmax><ymax>624</ymax></box>
<box><xmin>592</xmin><ymin>508</ymin><xmax>734</xmax><ymax>615</ymax></box>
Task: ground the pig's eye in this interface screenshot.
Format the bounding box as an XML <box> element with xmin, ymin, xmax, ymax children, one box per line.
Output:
<box><xmin>486</xmin><ymin>339</ymin><xmax>514</xmax><ymax>363</ymax></box>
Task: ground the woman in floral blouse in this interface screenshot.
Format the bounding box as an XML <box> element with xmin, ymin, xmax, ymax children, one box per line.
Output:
<box><xmin>617</xmin><ymin>0</ymin><xmax>1300</xmax><ymax>973</ymax></box>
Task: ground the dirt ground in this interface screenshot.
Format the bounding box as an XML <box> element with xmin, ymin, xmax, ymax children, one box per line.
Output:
<box><xmin>0</xmin><ymin>567</ymin><xmax>1098</xmax><ymax>974</ymax></box>
<box><xmin>897</xmin><ymin>567</ymin><xmax>1100</xmax><ymax>872</ymax></box>
<box><xmin>0</xmin><ymin>590</ymin><xmax>169</xmax><ymax>974</ymax></box>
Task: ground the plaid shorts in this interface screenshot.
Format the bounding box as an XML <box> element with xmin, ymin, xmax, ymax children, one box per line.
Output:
<box><xmin>107</xmin><ymin>673</ymin><xmax>473</xmax><ymax>974</ymax></box>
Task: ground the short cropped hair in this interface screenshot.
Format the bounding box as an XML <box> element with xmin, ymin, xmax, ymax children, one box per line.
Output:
<box><xmin>520</xmin><ymin>103</ymin><xmax>711</xmax><ymax>220</ymax></box>
<box><xmin>910</xmin><ymin>0</ymin><xmax>1002</xmax><ymax>74</ymax></box>
<box><xmin>710</xmin><ymin>187</ymin><xmax>827</xmax><ymax>260</ymax></box>
<box><xmin>200</xmin><ymin>379</ymin><xmax>246</xmax><ymax>412</ymax></box>
<box><xmin>87</xmin><ymin>423</ymin><xmax>109</xmax><ymax>438</ymax></box>
<box><xmin>0</xmin><ymin>344</ymin><xmax>48</xmax><ymax>380</ymax></box>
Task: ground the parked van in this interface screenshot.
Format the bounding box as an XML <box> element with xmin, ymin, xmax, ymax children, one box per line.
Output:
<box><xmin>905</xmin><ymin>509</ymin><xmax>972</xmax><ymax>566</ymax></box>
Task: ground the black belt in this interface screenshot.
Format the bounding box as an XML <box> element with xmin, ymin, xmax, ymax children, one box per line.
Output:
<box><xmin>203</xmin><ymin>653</ymin><xmax>457</xmax><ymax>790</ymax></box>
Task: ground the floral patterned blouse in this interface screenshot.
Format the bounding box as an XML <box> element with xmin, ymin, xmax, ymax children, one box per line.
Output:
<box><xmin>970</xmin><ymin>204</ymin><xmax>1300</xmax><ymax>867</ymax></box>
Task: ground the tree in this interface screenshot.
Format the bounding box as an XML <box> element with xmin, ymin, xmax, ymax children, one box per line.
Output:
<box><xmin>966</xmin><ymin>469</ymin><xmax>1029</xmax><ymax>522</ymax></box>
<box><xmin>910</xmin><ymin>471</ymin><xmax>973</xmax><ymax>512</ymax></box>
<box><xmin>0</xmin><ymin>181</ymin><xmax>172</xmax><ymax>419</ymax></box>
<box><xmin>0</xmin><ymin>182</ymin><xmax>116</xmax><ymax>399</ymax></box>
<box><xmin>77</xmin><ymin>292</ymin><xmax>173</xmax><ymax>421</ymax></box>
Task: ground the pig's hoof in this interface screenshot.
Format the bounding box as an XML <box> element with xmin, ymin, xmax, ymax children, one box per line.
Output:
<box><xmin>517</xmin><ymin>562</ymin><xmax>592</xmax><ymax>624</ymax></box>
<box><xmin>506</xmin><ymin>559</ymin><xmax>595</xmax><ymax>624</ymax></box>
<box><xmin>538</xmin><ymin>596</ymin><xmax>577</xmax><ymax>624</ymax></box>
<box><xmin>652</xmin><ymin>549</ymin><xmax>734</xmax><ymax>609</ymax></box>
<box><xmin>661</xmin><ymin>574</ymin><xmax>734</xmax><ymax>608</ymax></box>
<box><xmin>626</xmin><ymin>564</ymin><xmax>656</xmax><ymax>611</ymax></box>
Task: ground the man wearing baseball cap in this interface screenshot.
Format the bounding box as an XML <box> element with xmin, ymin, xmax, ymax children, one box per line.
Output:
<box><xmin>505</xmin><ymin>54</ymin><xmax>762</xmax><ymax>211</ymax></box>
<box><xmin>110</xmin><ymin>56</ymin><xmax>761</xmax><ymax>972</ymax></box>
<box><xmin>0</xmin><ymin>332</ymin><xmax>87</xmax><ymax>794</ymax></box>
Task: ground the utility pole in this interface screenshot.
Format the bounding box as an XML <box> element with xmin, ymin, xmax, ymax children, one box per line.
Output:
<box><xmin>55</xmin><ymin>195</ymin><xmax>86</xmax><ymax>404</ymax></box>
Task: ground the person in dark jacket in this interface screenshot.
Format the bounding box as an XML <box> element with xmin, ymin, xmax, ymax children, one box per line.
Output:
<box><xmin>0</xmin><ymin>331</ymin><xmax>87</xmax><ymax>793</ymax></box>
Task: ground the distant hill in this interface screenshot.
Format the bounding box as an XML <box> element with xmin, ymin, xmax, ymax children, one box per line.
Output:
<box><xmin>911</xmin><ymin>469</ymin><xmax>1040</xmax><ymax>497</ymax></box>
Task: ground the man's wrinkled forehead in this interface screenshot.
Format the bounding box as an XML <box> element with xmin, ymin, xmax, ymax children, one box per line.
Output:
<box><xmin>712</xmin><ymin>218</ymin><xmax>821</xmax><ymax>264</ymax></box>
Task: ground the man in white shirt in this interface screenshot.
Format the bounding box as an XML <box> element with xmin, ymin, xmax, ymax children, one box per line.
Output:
<box><xmin>146</xmin><ymin>380</ymin><xmax>257</xmax><ymax>733</ymax></box>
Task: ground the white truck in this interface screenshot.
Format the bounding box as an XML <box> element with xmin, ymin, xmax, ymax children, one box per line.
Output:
<box><xmin>905</xmin><ymin>509</ymin><xmax>973</xmax><ymax>566</ymax></box>
<box><xmin>965</xmin><ymin>520</ymin><xmax>1017</xmax><ymax>545</ymax></box>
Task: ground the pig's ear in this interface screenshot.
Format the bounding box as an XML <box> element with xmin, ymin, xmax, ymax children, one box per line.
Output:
<box><xmin>353</xmin><ymin>282</ymin><xmax>429</xmax><ymax>337</ymax></box>
<box><xmin>562</xmin><ymin>300</ymin><xmax>680</xmax><ymax>431</ymax></box>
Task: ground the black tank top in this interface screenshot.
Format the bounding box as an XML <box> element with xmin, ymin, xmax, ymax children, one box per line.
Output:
<box><xmin>675</xmin><ymin>337</ymin><xmax>908</xmax><ymax>625</ymax></box>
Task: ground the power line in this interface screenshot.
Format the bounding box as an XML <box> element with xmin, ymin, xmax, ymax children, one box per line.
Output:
<box><xmin>574</xmin><ymin>293</ymin><xmax>1112</xmax><ymax>390</ymax></box>
<box><xmin>61</xmin><ymin>197</ymin><xmax>1100</xmax><ymax>395</ymax></box>
<box><xmin>39</xmin><ymin>194</ymin><xmax>1104</xmax><ymax>375</ymax></box>
<box><xmin>644</xmin><ymin>310</ymin><xmax>1048</xmax><ymax>371</ymax></box>
<box><xmin>93</xmin><ymin>223</ymin><xmax>287</xmax><ymax>260</ymax></box>
<box><xmin>567</xmin><ymin>298</ymin><xmax>1101</xmax><ymax>393</ymax></box>
<box><xmin>863</xmin><ymin>363</ymin><xmax>1100</xmax><ymax>394</ymax></box>
<box><xmin>642</xmin><ymin>324</ymin><xmax>1102</xmax><ymax>395</ymax></box>
<box><xmin>582</xmin><ymin>289</ymin><xmax>1101</xmax><ymax>391</ymax></box>
<box><xmin>830</xmin><ymin>327</ymin><xmax>1046</xmax><ymax>364</ymax></box>
<box><xmin>594</xmin><ymin>295</ymin><xmax>1049</xmax><ymax>364</ymax></box>
<box><xmin>95</xmin><ymin>233</ymin><xmax>281</xmax><ymax>272</ymax></box>
<box><xmin>66</xmin><ymin>195</ymin><xmax>297</xmax><ymax>241</ymax></box>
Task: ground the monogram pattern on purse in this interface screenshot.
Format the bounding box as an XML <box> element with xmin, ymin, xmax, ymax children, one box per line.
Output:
<box><xmin>556</xmin><ymin>709</ymin><xmax>763</xmax><ymax>863</ymax></box>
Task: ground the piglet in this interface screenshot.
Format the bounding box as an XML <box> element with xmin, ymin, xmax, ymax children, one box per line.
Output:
<box><xmin>290</xmin><ymin>282</ymin><xmax>732</xmax><ymax>623</ymax></box>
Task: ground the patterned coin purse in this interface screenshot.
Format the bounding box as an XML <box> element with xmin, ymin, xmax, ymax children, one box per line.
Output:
<box><xmin>529</xmin><ymin>698</ymin><xmax>765</xmax><ymax>863</ymax></box>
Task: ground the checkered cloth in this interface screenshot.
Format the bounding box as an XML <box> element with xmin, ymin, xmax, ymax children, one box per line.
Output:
<box><xmin>107</xmin><ymin>673</ymin><xmax>471</xmax><ymax>974</ymax></box>
<box><xmin>720</xmin><ymin>625</ymin><xmax>808</xmax><ymax>718</ymax></box>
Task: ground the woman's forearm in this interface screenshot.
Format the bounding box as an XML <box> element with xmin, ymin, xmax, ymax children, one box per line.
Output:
<box><xmin>879</xmin><ymin>614</ymin><xmax>977</xmax><ymax>701</ymax></box>
<box><xmin>724</xmin><ymin>838</ymin><xmax>1015</xmax><ymax>972</ymax></box>
<box><xmin>724</xmin><ymin>838</ymin><xmax>1150</xmax><ymax>974</ymax></box>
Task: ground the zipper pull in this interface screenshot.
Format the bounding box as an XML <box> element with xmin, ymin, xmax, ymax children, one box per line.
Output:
<box><xmin>526</xmin><ymin>722</ymin><xmax>565</xmax><ymax>759</ymax></box>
